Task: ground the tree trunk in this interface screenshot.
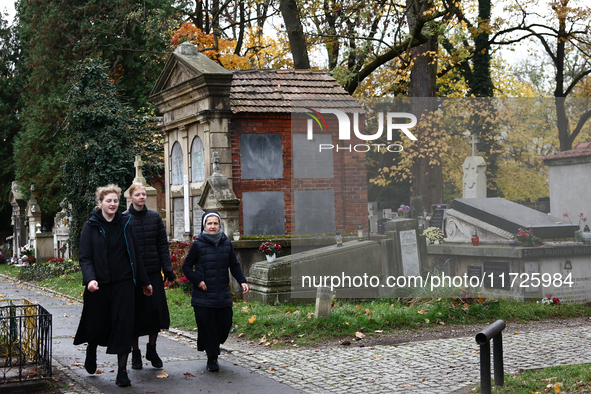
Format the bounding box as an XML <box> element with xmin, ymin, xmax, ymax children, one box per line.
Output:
<box><xmin>407</xmin><ymin>0</ymin><xmax>442</xmax><ymax>212</ymax></box>
<box><xmin>279</xmin><ymin>0</ymin><xmax>310</xmax><ymax>69</ymax></box>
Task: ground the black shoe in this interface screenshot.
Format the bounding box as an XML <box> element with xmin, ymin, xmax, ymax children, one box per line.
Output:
<box><xmin>131</xmin><ymin>349</ymin><xmax>142</xmax><ymax>370</ymax></box>
<box><xmin>84</xmin><ymin>345</ymin><xmax>97</xmax><ymax>374</ymax></box>
<box><xmin>146</xmin><ymin>344</ymin><xmax>163</xmax><ymax>369</ymax></box>
<box><xmin>116</xmin><ymin>368</ymin><xmax>131</xmax><ymax>387</ymax></box>
<box><xmin>206</xmin><ymin>357</ymin><xmax>219</xmax><ymax>372</ymax></box>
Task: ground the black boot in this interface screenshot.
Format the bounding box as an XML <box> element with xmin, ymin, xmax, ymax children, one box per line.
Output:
<box><xmin>84</xmin><ymin>344</ymin><xmax>97</xmax><ymax>374</ymax></box>
<box><xmin>146</xmin><ymin>343</ymin><xmax>163</xmax><ymax>368</ymax></box>
<box><xmin>131</xmin><ymin>349</ymin><xmax>142</xmax><ymax>370</ymax></box>
<box><xmin>206</xmin><ymin>354</ymin><xmax>219</xmax><ymax>372</ymax></box>
<box><xmin>115</xmin><ymin>367</ymin><xmax>131</xmax><ymax>387</ymax></box>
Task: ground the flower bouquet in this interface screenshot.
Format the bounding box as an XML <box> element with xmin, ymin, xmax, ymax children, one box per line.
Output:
<box><xmin>258</xmin><ymin>241</ymin><xmax>283</xmax><ymax>262</ymax></box>
<box><xmin>423</xmin><ymin>227</ymin><xmax>444</xmax><ymax>244</ymax></box>
<box><xmin>537</xmin><ymin>294</ymin><xmax>559</xmax><ymax>305</ymax></box>
<box><xmin>515</xmin><ymin>227</ymin><xmax>542</xmax><ymax>246</ymax></box>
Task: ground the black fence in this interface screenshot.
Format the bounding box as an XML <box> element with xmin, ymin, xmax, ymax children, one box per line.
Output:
<box><xmin>0</xmin><ymin>299</ymin><xmax>52</xmax><ymax>383</ymax></box>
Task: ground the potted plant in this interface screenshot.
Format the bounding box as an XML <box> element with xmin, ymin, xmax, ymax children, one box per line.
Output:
<box><xmin>515</xmin><ymin>227</ymin><xmax>542</xmax><ymax>247</ymax></box>
<box><xmin>21</xmin><ymin>245</ymin><xmax>35</xmax><ymax>264</ymax></box>
<box><xmin>258</xmin><ymin>241</ymin><xmax>283</xmax><ymax>263</ymax></box>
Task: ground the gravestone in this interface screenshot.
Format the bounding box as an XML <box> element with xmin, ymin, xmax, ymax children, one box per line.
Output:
<box><xmin>243</xmin><ymin>191</ymin><xmax>285</xmax><ymax>235</ymax></box>
<box><xmin>383</xmin><ymin>218</ymin><xmax>427</xmax><ymax>279</ymax></box>
<box><xmin>124</xmin><ymin>155</ymin><xmax>158</xmax><ymax>212</ymax></box>
<box><xmin>462</xmin><ymin>134</ymin><xmax>487</xmax><ymax>198</ymax></box>
<box><xmin>314</xmin><ymin>287</ymin><xmax>333</xmax><ymax>318</ymax></box>
<box><xmin>451</xmin><ymin>198</ymin><xmax>578</xmax><ymax>239</ymax></box>
<box><xmin>240</xmin><ymin>134</ymin><xmax>283</xmax><ymax>179</ymax></box>
<box><xmin>294</xmin><ymin>190</ymin><xmax>335</xmax><ymax>235</ymax></box>
<box><xmin>430</xmin><ymin>208</ymin><xmax>446</xmax><ymax>231</ymax></box>
<box><xmin>368</xmin><ymin>202</ymin><xmax>379</xmax><ymax>234</ymax></box>
<box><xmin>173</xmin><ymin>198</ymin><xmax>185</xmax><ymax>240</ymax></box>
<box><xmin>293</xmin><ymin>134</ymin><xmax>334</xmax><ymax>178</ymax></box>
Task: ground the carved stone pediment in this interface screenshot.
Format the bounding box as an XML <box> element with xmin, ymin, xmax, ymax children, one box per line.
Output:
<box><xmin>444</xmin><ymin>209</ymin><xmax>513</xmax><ymax>244</ymax></box>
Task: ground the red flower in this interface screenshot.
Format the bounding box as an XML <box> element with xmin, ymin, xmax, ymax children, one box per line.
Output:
<box><xmin>553</xmin><ymin>297</ymin><xmax>560</xmax><ymax>304</ymax></box>
<box><xmin>171</xmin><ymin>255</ymin><xmax>178</xmax><ymax>263</ymax></box>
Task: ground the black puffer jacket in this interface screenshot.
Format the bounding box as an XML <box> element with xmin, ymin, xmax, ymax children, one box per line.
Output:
<box><xmin>182</xmin><ymin>232</ymin><xmax>247</xmax><ymax>308</ymax></box>
<box><xmin>79</xmin><ymin>210</ymin><xmax>150</xmax><ymax>287</ymax></box>
<box><xmin>124</xmin><ymin>205</ymin><xmax>174</xmax><ymax>278</ymax></box>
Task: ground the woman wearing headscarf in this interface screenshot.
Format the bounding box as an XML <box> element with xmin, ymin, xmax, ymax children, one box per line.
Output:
<box><xmin>74</xmin><ymin>184</ymin><xmax>152</xmax><ymax>388</ymax></box>
<box><xmin>124</xmin><ymin>182</ymin><xmax>176</xmax><ymax>370</ymax></box>
<box><xmin>182</xmin><ymin>211</ymin><xmax>249</xmax><ymax>372</ymax></box>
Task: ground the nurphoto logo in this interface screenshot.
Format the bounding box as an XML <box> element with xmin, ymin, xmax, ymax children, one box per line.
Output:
<box><xmin>305</xmin><ymin>108</ymin><xmax>418</xmax><ymax>153</ymax></box>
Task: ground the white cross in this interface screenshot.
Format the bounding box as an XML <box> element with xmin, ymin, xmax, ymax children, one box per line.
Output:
<box><xmin>134</xmin><ymin>155</ymin><xmax>144</xmax><ymax>179</ymax></box>
<box><xmin>469</xmin><ymin>134</ymin><xmax>480</xmax><ymax>156</ymax></box>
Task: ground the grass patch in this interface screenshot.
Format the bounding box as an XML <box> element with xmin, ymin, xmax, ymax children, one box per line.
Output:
<box><xmin>471</xmin><ymin>363</ymin><xmax>591</xmax><ymax>393</ymax></box>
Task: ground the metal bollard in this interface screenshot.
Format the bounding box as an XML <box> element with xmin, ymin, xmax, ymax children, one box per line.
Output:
<box><xmin>475</xmin><ymin>319</ymin><xmax>506</xmax><ymax>394</ymax></box>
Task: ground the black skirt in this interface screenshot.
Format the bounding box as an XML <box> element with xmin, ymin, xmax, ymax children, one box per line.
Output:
<box><xmin>193</xmin><ymin>306</ymin><xmax>233</xmax><ymax>356</ymax></box>
<box><xmin>74</xmin><ymin>280</ymin><xmax>135</xmax><ymax>354</ymax></box>
<box><xmin>134</xmin><ymin>271</ymin><xmax>171</xmax><ymax>337</ymax></box>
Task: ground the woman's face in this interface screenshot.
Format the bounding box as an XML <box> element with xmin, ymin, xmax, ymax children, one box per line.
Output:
<box><xmin>205</xmin><ymin>216</ymin><xmax>220</xmax><ymax>234</ymax></box>
<box><xmin>131</xmin><ymin>187</ymin><xmax>147</xmax><ymax>208</ymax></box>
<box><xmin>100</xmin><ymin>193</ymin><xmax>119</xmax><ymax>217</ymax></box>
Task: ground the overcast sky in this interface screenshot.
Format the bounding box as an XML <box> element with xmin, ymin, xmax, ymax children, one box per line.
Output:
<box><xmin>0</xmin><ymin>0</ymin><xmax>15</xmax><ymax>24</ymax></box>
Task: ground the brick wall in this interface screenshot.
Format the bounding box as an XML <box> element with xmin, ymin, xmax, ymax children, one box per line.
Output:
<box><xmin>230</xmin><ymin>112</ymin><xmax>368</xmax><ymax>235</ymax></box>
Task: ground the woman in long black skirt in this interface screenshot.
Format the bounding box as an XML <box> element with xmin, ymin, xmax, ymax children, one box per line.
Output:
<box><xmin>124</xmin><ymin>182</ymin><xmax>176</xmax><ymax>369</ymax></box>
<box><xmin>182</xmin><ymin>211</ymin><xmax>249</xmax><ymax>371</ymax></box>
<box><xmin>74</xmin><ymin>184</ymin><xmax>152</xmax><ymax>387</ymax></box>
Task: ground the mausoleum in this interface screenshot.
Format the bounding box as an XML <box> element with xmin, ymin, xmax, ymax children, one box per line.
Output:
<box><xmin>150</xmin><ymin>42</ymin><xmax>367</xmax><ymax>239</ymax></box>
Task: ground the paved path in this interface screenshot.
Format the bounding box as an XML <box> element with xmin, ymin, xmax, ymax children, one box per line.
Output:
<box><xmin>2</xmin><ymin>275</ymin><xmax>591</xmax><ymax>393</ymax></box>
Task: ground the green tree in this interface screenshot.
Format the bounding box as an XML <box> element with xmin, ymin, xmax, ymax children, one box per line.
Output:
<box><xmin>0</xmin><ymin>10</ymin><xmax>22</xmax><ymax>234</ymax></box>
<box><xmin>14</xmin><ymin>0</ymin><xmax>180</xmax><ymax>220</ymax></box>
<box><xmin>62</xmin><ymin>59</ymin><xmax>137</xmax><ymax>255</ymax></box>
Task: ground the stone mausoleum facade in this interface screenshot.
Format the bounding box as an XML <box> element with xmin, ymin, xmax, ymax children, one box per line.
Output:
<box><xmin>150</xmin><ymin>42</ymin><xmax>367</xmax><ymax>240</ymax></box>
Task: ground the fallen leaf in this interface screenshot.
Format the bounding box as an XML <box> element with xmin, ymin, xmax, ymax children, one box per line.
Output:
<box><xmin>238</xmin><ymin>333</ymin><xmax>245</xmax><ymax>338</ymax></box>
<box><xmin>355</xmin><ymin>332</ymin><xmax>366</xmax><ymax>339</ymax></box>
<box><xmin>248</xmin><ymin>316</ymin><xmax>256</xmax><ymax>324</ymax></box>
<box><xmin>439</xmin><ymin>321</ymin><xmax>445</xmax><ymax>325</ymax></box>
<box><xmin>272</xmin><ymin>339</ymin><xmax>278</xmax><ymax>344</ymax></box>
<box><xmin>156</xmin><ymin>371</ymin><xmax>169</xmax><ymax>379</ymax></box>
<box><xmin>345</xmin><ymin>322</ymin><xmax>349</xmax><ymax>325</ymax></box>
<box><xmin>422</xmin><ymin>378</ymin><xmax>426</xmax><ymax>382</ymax></box>
<box><xmin>554</xmin><ymin>382</ymin><xmax>563</xmax><ymax>393</ymax></box>
<box><xmin>424</xmin><ymin>318</ymin><xmax>430</xmax><ymax>324</ymax></box>
<box><xmin>374</xmin><ymin>355</ymin><xmax>381</xmax><ymax>359</ymax></box>
<box><xmin>183</xmin><ymin>372</ymin><xmax>196</xmax><ymax>377</ymax></box>
<box><xmin>368</xmin><ymin>377</ymin><xmax>375</xmax><ymax>381</ymax></box>
<box><xmin>307</xmin><ymin>312</ymin><xmax>312</xmax><ymax>319</ymax></box>
<box><xmin>95</xmin><ymin>370</ymin><xmax>103</xmax><ymax>374</ymax></box>
<box><xmin>269</xmin><ymin>367</ymin><xmax>275</xmax><ymax>371</ymax></box>
<box><xmin>293</xmin><ymin>310</ymin><xmax>300</xmax><ymax>315</ymax></box>
<box><xmin>341</xmin><ymin>340</ymin><xmax>351</xmax><ymax>346</ymax></box>
<box><xmin>417</xmin><ymin>309</ymin><xmax>426</xmax><ymax>314</ymax></box>
<box><xmin>542</xmin><ymin>377</ymin><xmax>558</xmax><ymax>382</ymax></box>
<box><xmin>463</xmin><ymin>303</ymin><xmax>470</xmax><ymax>310</ymax></box>
<box><xmin>374</xmin><ymin>330</ymin><xmax>383</xmax><ymax>333</ymax></box>
<box><xmin>242</xmin><ymin>306</ymin><xmax>248</xmax><ymax>312</ymax></box>
<box><xmin>514</xmin><ymin>331</ymin><xmax>520</xmax><ymax>335</ymax></box>
<box><xmin>258</xmin><ymin>359</ymin><xmax>268</xmax><ymax>363</ymax></box>
<box><xmin>404</xmin><ymin>384</ymin><xmax>416</xmax><ymax>388</ymax></box>
<box><xmin>364</xmin><ymin>309</ymin><xmax>371</xmax><ymax>315</ymax></box>
<box><xmin>72</xmin><ymin>362</ymin><xmax>84</xmax><ymax>367</ymax></box>
<box><xmin>356</xmin><ymin>305</ymin><xmax>362</xmax><ymax>310</ymax></box>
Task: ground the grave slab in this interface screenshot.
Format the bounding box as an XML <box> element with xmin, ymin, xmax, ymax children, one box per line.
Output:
<box><xmin>453</xmin><ymin>198</ymin><xmax>578</xmax><ymax>238</ymax></box>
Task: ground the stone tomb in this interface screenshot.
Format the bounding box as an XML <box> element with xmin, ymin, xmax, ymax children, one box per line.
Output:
<box><xmin>427</xmin><ymin>242</ymin><xmax>591</xmax><ymax>303</ymax></box>
<box><xmin>445</xmin><ymin>197</ymin><xmax>578</xmax><ymax>244</ymax></box>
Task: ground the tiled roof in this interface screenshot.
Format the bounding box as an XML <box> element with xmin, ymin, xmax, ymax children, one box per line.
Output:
<box><xmin>542</xmin><ymin>142</ymin><xmax>591</xmax><ymax>161</ymax></box>
<box><xmin>229</xmin><ymin>69</ymin><xmax>360</xmax><ymax>113</ymax></box>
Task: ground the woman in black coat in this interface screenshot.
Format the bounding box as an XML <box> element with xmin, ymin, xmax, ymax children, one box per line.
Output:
<box><xmin>182</xmin><ymin>211</ymin><xmax>249</xmax><ymax>372</ymax></box>
<box><xmin>125</xmin><ymin>182</ymin><xmax>176</xmax><ymax>369</ymax></box>
<box><xmin>74</xmin><ymin>184</ymin><xmax>152</xmax><ymax>388</ymax></box>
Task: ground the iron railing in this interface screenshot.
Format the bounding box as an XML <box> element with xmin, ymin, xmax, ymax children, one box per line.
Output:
<box><xmin>0</xmin><ymin>299</ymin><xmax>52</xmax><ymax>383</ymax></box>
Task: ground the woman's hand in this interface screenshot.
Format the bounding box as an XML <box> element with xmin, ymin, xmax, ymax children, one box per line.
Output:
<box><xmin>198</xmin><ymin>281</ymin><xmax>207</xmax><ymax>291</ymax></box>
<box><xmin>87</xmin><ymin>280</ymin><xmax>99</xmax><ymax>292</ymax></box>
<box><xmin>241</xmin><ymin>283</ymin><xmax>249</xmax><ymax>294</ymax></box>
<box><xmin>143</xmin><ymin>285</ymin><xmax>153</xmax><ymax>296</ymax></box>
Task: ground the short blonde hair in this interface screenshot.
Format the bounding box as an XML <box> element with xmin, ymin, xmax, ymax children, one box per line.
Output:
<box><xmin>95</xmin><ymin>184</ymin><xmax>121</xmax><ymax>207</ymax></box>
<box><xmin>128</xmin><ymin>182</ymin><xmax>146</xmax><ymax>197</ymax></box>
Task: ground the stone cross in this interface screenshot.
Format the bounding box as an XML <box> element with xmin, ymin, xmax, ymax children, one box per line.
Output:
<box><xmin>133</xmin><ymin>155</ymin><xmax>147</xmax><ymax>185</ymax></box>
<box><xmin>469</xmin><ymin>134</ymin><xmax>480</xmax><ymax>157</ymax></box>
